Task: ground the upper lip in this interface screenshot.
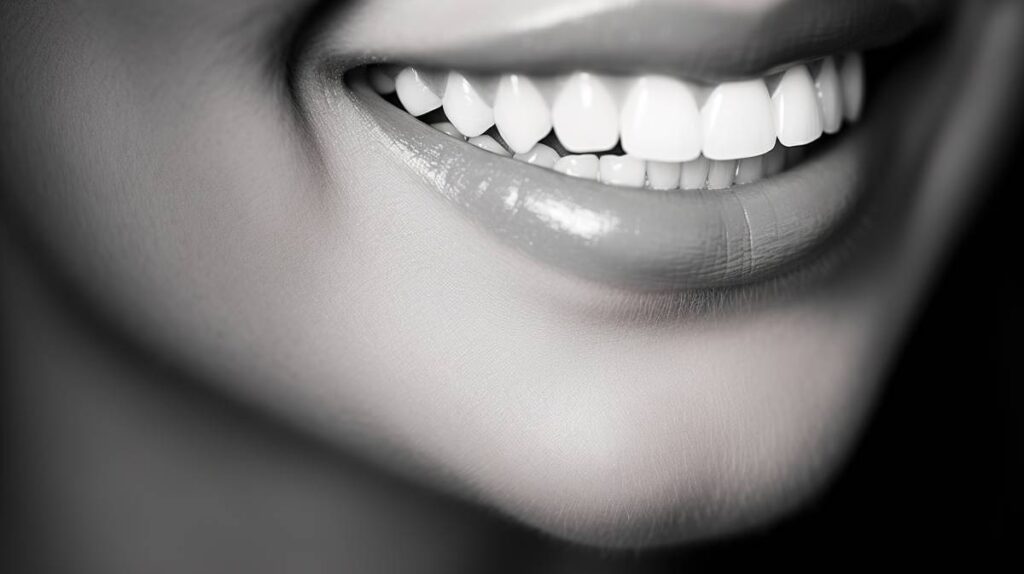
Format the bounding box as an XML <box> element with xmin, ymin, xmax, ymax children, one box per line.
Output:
<box><xmin>311</xmin><ymin>0</ymin><xmax>946</xmax><ymax>81</ymax></box>
<box><xmin>298</xmin><ymin>0</ymin><xmax>944</xmax><ymax>291</ymax></box>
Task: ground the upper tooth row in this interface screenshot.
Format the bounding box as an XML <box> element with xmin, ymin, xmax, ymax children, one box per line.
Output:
<box><xmin>375</xmin><ymin>55</ymin><xmax>864</xmax><ymax>162</ymax></box>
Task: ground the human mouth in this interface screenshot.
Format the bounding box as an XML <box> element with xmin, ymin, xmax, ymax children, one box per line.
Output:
<box><xmin>303</xmin><ymin>0</ymin><xmax>945</xmax><ymax>291</ymax></box>
<box><xmin>362</xmin><ymin>55</ymin><xmax>862</xmax><ymax>190</ymax></box>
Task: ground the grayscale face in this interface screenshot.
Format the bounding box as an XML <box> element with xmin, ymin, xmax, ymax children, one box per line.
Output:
<box><xmin>1</xmin><ymin>0</ymin><xmax>1020</xmax><ymax>547</ymax></box>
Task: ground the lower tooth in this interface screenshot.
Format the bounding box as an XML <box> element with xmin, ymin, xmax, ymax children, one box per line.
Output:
<box><xmin>599</xmin><ymin>155</ymin><xmax>646</xmax><ymax>188</ymax></box>
<box><xmin>706</xmin><ymin>160</ymin><xmax>737</xmax><ymax>190</ymax></box>
<box><xmin>646</xmin><ymin>161</ymin><xmax>682</xmax><ymax>190</ymax></box>
<box><xmin>681</xmin><ymin>156</ymin><xmax>710</xmax><ymax>190</ymax></box>
<box><xmin>513</xmin><ymin>143</ymin><xmax>560</xmax><ymax>168</ymax></box>
<box><xmin>554</xmin><ymin>155</ymin><xmax>600</xmax><ymax>180</ymax></box>
<box><xmin>468</xmin><ymin>135</ymin><xmax>511</xmax><ymax>157</ymax></box>
<box><xmin>735</xmin><ymin>156</ymin><xmax>764</xmax><ymax>185</ymax></box>
<box><xmin>431</xmin><ymin>122</ymin><xmax>466</xmax><ymax>140</ymax></box>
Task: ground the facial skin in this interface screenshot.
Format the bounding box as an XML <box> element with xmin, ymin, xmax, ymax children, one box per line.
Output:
<box><xmin>1</xmin><ymin>0</ymin><xmax>1021</xmax><ymax>555</ymax></box>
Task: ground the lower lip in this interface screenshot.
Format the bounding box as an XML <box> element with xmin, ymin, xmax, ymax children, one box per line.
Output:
<box><xmin>340</xmin><ymin>70</ymin><xmax>870</xmax><ymax>291</ymax></box>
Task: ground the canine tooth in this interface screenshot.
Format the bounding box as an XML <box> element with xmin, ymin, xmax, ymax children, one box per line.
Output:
<box><xmin>840</xmin><ymin>53</ymin><xmax>865</xmax><ymax>122</ymax></box>
<box><xmin>702</xmin><ymin>79</ymin><xmax>776</xmax><ymax>160</ymax></box>
<box><xmin>620</xmin><ymin>75</ymin><xmax>702</xmax><ymax>162</ymax></box>
<box><xmin>771</xmin><ymin>65</ymin><xmax>823</xmax><ymax>147</ymax></box>
<box><xmin>513</xmin><ymin>143</ymin><xmax>560</xmax><ymax>168</ymax></box>
<box><xmin>395</xmin><ymin>67</ymin><xmax>443</xmax><ymax>116</ymax></box>
<box><xmin>680</xmin><ymin>156</ymin><xmax>710</xmax><ymax>190</ymax></box>
<box><xmin>554</xmin><ymin>154</ymin><xmax>600</xmax><ymax>180</ymax></box>
<box><xmin>369</xmin><ymin>66</ymin><xmax>397</xmax><ymax>94</ymax></box>
<box><xmin>468</xmin><ymin>135</ymin><xmax>511</xmax><ymax>157</ymax></box>
<box><xmin>552</xmin><ymin>73</ymin><xmax>619</xmax><ymax>153</ymax></box>
<box><xmin>706</xmin><ymin>160</ymin><xmax>737</xmax><ymax>190</ymax></box>
<box><xmin>494</xmin><ymin>75</ymin><xmax>553</xmax><ymax>154</ymax></box>
<box><xmin>815</xmin><ymin>57</ymin><xmax>843</xmax><ymax>134</ymax></box>
<box><xmin>443</xmin><ymin>72</ymin><xmax>495</xmax><ymax>138</ymax></box>
<box><xmin>431</xmin><ymin>122</ymin><xmax>466</xmax><ymax>140</ymax></box>
<box><xmin>646</xmin><ymin>161</ymin><xmax>682</xmax><ymax>190</ymax></box>
<box><xmin>599</xmin><ymin>155</ymin><xmax>646</xmax><ymax>188</ymax></box>
<box><xmin>735</xmin><ymin>156</ymin><xmax>764</xmax><ymax>184</ymax></box>
<box><xmin>763</xmin><ymin>145</ymin><xmax>786</xmax><ymax>176</ymax></box>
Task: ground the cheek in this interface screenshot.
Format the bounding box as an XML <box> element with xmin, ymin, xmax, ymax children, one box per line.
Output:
<box><xmin>3</xmin><ymin>10</ymin><xmax>320</xmax><ymax>366</ymax></box>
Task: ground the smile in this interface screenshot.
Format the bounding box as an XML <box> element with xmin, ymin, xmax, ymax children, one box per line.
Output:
<box><xmin>365</xmin><ymin>56</ymin><xmax>861</xmax><ymax>190</ymax></box>
<box><xmin>308</xmin><ymin>0</ymin><xmax>943</xmax><ymax>291</ymax></box>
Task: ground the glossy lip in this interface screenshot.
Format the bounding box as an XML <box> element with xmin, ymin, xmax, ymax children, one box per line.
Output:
<box><xmin>299</xmin><ymin>0</ymin><xmax>941</xmax><ymax>291</ymax></box>
<box><xmin>346</xmin><ymin>72</ymin><xmax>863</xmax><ymax>290</ymax></box>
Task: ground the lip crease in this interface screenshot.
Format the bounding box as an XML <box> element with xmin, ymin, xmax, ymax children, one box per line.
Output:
<box><xmin>299</xmin><ymin>0</ymin><xmax>941</xmax><ymax>291</ymax></box>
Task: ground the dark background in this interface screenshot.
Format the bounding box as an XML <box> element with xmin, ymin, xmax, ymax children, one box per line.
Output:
<box><xmin>609</xmin><ymin>134</ymin><xmax>1020</xmax><ymax>570</ymax></box>
<box><xmin>687</xmin><ymin>138</ymin><xmax>1020</xmax><ymax>567</ymax></box>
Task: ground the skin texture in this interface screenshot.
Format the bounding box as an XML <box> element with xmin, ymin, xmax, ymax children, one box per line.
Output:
<box><xmin>1</xmin><ymin>0</ymin><xmax>1022</xmax><ymax>565</ymax></box>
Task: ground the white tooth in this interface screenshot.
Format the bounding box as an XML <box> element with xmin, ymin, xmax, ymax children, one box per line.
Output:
<box><xmin>468</xmin><ymin>135</ymin><xmax>511</xmax><ymax>157</ymax></box>
<box><xmin>620</xmin><ymin>75</ymin><xmax>702</xmax><ymax>162</ymax></box>
<box><xmin>680</xmin><ymin>156</ymin><xmax>710</xmax><ymax>190</ymax></box>
<box><xmin>553</xmin><ymin>154</ymin><xmax>600</xmax><ymax>180</ymax></box>
<box><xmin>763</xmin><ymin>144</ymin><xmax>786</xmax><ymax>176</ymax></box>
<box><xmin>431</xmin><ymin>121</ymin><xmax>466</xmax><ymax>140</ymax></box>
<box><xmin>494</xmin><ymin>75</ymin><xmax>552</xmax><ymax>154</ymax></box>
<box><xmin>814</xmin><ymin>57</ymin><xmax>843</xmax><ymax>134</ymax></box>
<box><xmin>840</xmin><ymin>53</ymin><xmax>865</xmax><ymax>122</ymax></box>
<box><xmin>369</xmin><ymin>66</ymin><xmax>397</xmax><ymax>95</ymax></box>
<box><xmin>771</xmin><ymin>65</ymin><xmax>823</xmax><ymax>147</ymax></box>
<box><xmin>443</xmin><ymin>72</ymin><xmax>495</xmax><ymax>138</ymax></box>
<box><xmin>513</xmin><ymin>143</ymin><xmax>560</xmax><ymax>168</ymax></box>
<box><xmin>395</xmin><ymin>67</ymin><xmax>443</xmax><ymax>116</ymax></box>
<box><xmin>599</xmin><ymin>155</ymin><xmax>646</xmax><ymax>188</ymax></box>
<box><xmin>551</xmin><ymin>73</ymin><xmax>619</xmax><ymax>153</ymax></box>
<box><xmin>646</xmin><ymin>161</ymin><xmax>682</xmax><ymax>190</ymax></box>
<box><xmin>735</xmin><ymin>156</ymin><xmax>764</xmax><ymax>185</ymax></box>
<box><xmin>701</xmin><ymin>79</ymin><xmax>776</xmax><ymax>160</ymax></box>
<box><xmin>706</xmin><ymin>160</ymin><xmax>737</xmax><ymax>190</ymax></box>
